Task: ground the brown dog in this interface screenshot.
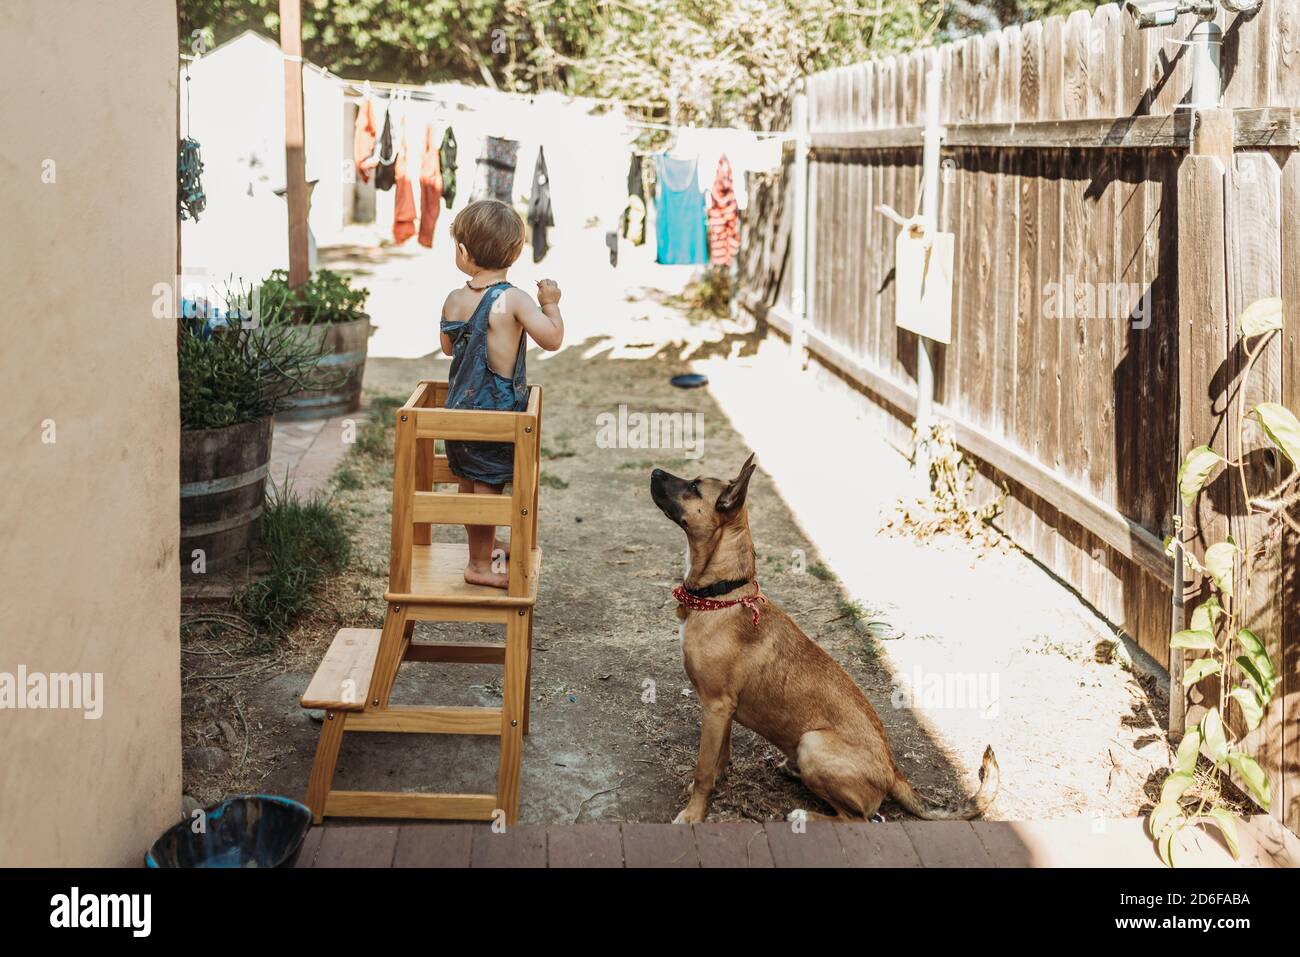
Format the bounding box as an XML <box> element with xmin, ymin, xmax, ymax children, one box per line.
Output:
<box><xmin>650</xmin><ymin>454</ymin><xmax>999</xmax><ymax>823</ymax></box>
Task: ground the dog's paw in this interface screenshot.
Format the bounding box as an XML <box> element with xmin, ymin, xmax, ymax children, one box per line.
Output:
<box><xmin>673</xmin><ymin>808</ymin><xmax>704</xmax><ymax>825</ymax></box>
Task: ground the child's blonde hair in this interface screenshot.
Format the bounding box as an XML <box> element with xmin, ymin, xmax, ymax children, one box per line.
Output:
<box><xmin>450</xmin><ymin>199</ymin><xmax>526</xmax><ymax>270</ymax></box>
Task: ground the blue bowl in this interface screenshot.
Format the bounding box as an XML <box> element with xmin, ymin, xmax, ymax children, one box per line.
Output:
<box><xmin>145</xmin><ymin>795</ymin><xmax>312</xmax><ymax>868</ymax></box>
<box><xmin>670</xmin><ymin>373</ymin><xmax>709</xmax><ymax>389</ymax></box>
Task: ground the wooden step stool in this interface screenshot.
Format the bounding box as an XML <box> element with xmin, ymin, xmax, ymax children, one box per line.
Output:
<box><xmin>301</xmin><ymin>379</ymin><xmax>543</xmax><ymax>824</ymax></box>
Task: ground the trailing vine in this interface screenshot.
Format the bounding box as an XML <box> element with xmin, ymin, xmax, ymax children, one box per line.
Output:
<box><xmin>1154</xmin><ymin>296</ymin><xmax>1294</xmax><ymax>866</ymax></box>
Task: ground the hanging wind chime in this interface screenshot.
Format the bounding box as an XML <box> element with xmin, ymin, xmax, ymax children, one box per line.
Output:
<box><xmin>178</xmin><ymin>66</ymin><xmax>206</xmax><ymax>222</ymax></box>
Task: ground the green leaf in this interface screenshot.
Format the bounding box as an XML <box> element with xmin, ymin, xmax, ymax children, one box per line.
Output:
<box><xmin>1160</xmin><ymin>770</ymin><xmax>1195</xmax><ymax>805</ymax></box>
<box><xmin>1174</xmin><ymin>728</ymin><xmax>1202</xmax><ymax>774</ymax></box>
<box><xmin>1158</xmin><ymin>819</ymin><xmax>1184</xmax><ymax>868</ymax></box>
<box><xmin>1200</xmin><ymin>708</ymin><xmax>1228</xmax><ymax>763</ymax></box>
<box><xmin>1204</xmin><ymin>541</ymin><xmax>1237</xmax><ymax>600</ymax></box>
<box><xmin>1149</xmin><ymin>800</ymin><xmax>1185</xmax><ymax>840</ymax></box>
<box><xmin>1251</xmin><ymin>403</ymin><xmax>1300</xmax><ymax>469</ymax></box>
<box><xmin>1238</xmin><ymin>296</ymin><xmax>1284</xmax><ymax>338</ymax></box>
<box><xmin>1225</xmin><ymin>752</ymin><xmax>1272</xmax><ymax>811</ymax></box>
<box><xmin>1183</xmin><ymin>657</ymin><xmax>1222</xmax><ymax>688</ymax></box>
<box><xmin>1177</xmin><ymin>445</ymin><xmax>1222</xmax><ymax>507</ymax></box>
<box><xmin>1170</xmin><ymin>629</ymin><xmax>1215</xmax><ymax>650</ymax></box>
<box><xmin>1230</xmin><ymin>686</ymin><xmax>1264</xmax><ymax>732</ymax></box>
<box><xmin>1202</xmin><ymin>808</ymin><xmax>1241</xmax><ymax>860</ymax></box>
<box><xmin>1234</xmin><ymin>629</ymin><xmax>1279</xmax><ymax>699</ymax></box>
<box><xmin>1189</xmin><ymin>596</ymin><xmax>1222</xmax><ymax>633</ymax></box>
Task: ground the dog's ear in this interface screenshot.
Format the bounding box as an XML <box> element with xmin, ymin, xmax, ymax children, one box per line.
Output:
<box><xmin>716</xmin><ymin>453</ymin><xmax>757</xmax><ymax>513</ymax></box>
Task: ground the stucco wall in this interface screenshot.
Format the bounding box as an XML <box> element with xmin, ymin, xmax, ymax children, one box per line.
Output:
<box><xmin>0</xmin><ymin>1</ymin><xmax>182</xmax><ymax>865</ymax></box>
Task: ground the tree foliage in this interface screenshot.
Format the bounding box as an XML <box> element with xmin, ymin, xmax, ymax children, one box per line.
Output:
<box><xmin>181</xmin><ymin>1</ymin><xmax>1092</xmax><ymax>125</ymax></box>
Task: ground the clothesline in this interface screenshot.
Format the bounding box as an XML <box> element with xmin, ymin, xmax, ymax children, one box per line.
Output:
<box><xmin>179</xmin><ymin>49</ymin><xmax>796</xmax><ymax>141</ymax></box>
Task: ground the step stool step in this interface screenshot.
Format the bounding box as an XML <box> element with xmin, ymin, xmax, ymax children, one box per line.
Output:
<box><xmin>301</xmin><ymin>628</ymin><xmax>380</xmax><ymax>711</ymax></box>
<box><xmin>385</xmin><ymin>542</ymin><xmax>542</xmax><ymax>606</ymax></box>
<box><xmin>324</xmin><ymin>790</ymin><xmax>498</xmax><ymax>821</ymax></box>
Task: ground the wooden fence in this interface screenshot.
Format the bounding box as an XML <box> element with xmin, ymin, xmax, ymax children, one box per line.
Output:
<box><xmin>739</xmin><ymin>1</ymin><xmax>1299</xmax><ymax>835</ymax></box>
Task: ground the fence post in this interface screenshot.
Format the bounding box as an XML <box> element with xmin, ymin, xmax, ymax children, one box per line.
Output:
<box><xmin>790</xmin><ymin>83</ymin><xmax>810</xmax><ymax>368</ymax></box>
<box><xmin>279</xmin><ymin>0</ymin><xmax>309</xmax><ymax>289</ymax></box>
<box><xmin>1172</xmin><ymin>108</ymin><xmax>1232</xmax><ymax>736</ymax></box>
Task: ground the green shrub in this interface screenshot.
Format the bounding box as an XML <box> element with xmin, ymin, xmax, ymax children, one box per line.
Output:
<box><xmin>178</xmin><ymin>317</ymin><xmax>333</xmax><ymax>430</ymax></box>
<box><xmin>236</xmin><ymin>484</ymin><xmax>351</xmax><ymax>635</ymax></box>
<box><xmin>257</xmin><ymin>268</ymin><xmax>370</xmax><ymax>325</ymax></box>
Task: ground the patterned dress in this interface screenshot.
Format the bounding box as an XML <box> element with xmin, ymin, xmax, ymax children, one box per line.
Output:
<box><xmin>706</xmin><ymin>154</ymin><xmax>740</xmax><ymax>267</ymax></box>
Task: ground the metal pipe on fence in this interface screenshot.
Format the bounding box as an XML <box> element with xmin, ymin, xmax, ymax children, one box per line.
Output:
<box><xmin>790</xmin><ymin>84</ymin><xmax>809</xmax><ymax>368</ymax></box>
<box><xmin>915</xmin><ymin>50</ymin><xmax>944</xmax><ymax>469</ymax></box>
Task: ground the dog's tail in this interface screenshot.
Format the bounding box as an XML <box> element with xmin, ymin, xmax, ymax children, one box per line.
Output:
<box><xmin>889</xmin><ymin>745</ymin><xmax>999</xmax><ymax>820</ymax></box>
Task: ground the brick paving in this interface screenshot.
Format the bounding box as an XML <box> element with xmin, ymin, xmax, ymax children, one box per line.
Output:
<box><xmin>269</xmin><ymin>414</ymin><xmax>356</xmax><ymax>497</ymax></box>
<box><xmin>293</xmin><ymin>816</ymin><xmax>1296</xmax><ymax>868</ymax></box>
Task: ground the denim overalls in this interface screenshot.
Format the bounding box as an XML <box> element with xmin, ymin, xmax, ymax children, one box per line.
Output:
<box><xmin>439</xmin><ymin>281</ymin><xmax>528</xmax><ymax>486</ymax></box>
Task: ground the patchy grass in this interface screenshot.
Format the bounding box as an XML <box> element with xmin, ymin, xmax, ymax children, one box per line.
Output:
<box><xmin>333</xmin><ymin>463</ymin><xmax>364</xmax><ymax>490</ymax></box>
<box><xmin>235</xmin><ymin>483</ymin><xmax>352</xmax><ymax>635</ymax></box>
<box><xmin>807</xmin><ymin>560</ymin><xmax>836</xmax><ymax>582</ymax></box>
<box><xmin>615</xmin><ymin>457</ymin><xmax>692</xmax><ymax>471</ymax></box>
<box><xmin>540</xmin><ymin>472</ymin><xmax>570</xmax><ymax>489</ymax></box>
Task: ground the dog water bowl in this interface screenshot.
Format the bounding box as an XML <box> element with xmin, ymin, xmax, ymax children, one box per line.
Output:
<box><xmin>145</xmin><ymin>794</ymin><xmax>312</xmax><ymax>868</ymax></box>
<box><xmin>670</xmin><ymin>373</ymin><xmax>708</xmax><ymax>389</ymax></box>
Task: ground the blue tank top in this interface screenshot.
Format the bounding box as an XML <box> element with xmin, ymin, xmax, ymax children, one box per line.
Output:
<box><xmin>655</xmin><ymin>154</ymin><xmax>709</xmax><ymax>265</ymax></box>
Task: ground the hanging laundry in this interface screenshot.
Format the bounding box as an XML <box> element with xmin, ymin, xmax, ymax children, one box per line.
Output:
<box><xmin>706</xmin><ymin>154</ymin><xmax>740</xmax><ymax>267</ymax></box>
<box><xmin>439</xmin><ymin>126</ymin><xmax>458</xmax><ymax>209</ymax></box>
<box><xmin>177</xmin><ymin>137</ymin><xmax>206</xmax><ymax>222</ymax></box>
<box><xmin>392</xmin><ymin>122</ymin><xmax>416</xmax><ymax>244</ymax></box>
<box><xmin>374</xmin><ymin>105</ymin><xmax>396</xmax><ymax>191</ymax></box>
<box><xmin>620</xmin><ymin>154</ymin><xmax>646</xmax><ymax>246</ymax></box>
<box><xmin>526</xmin><ymin>146</ymin><xmax>555</xmax><ymax>263</ymax></box>
<box><xmin>474</xmin><ymin>136</ymin><xmax>519</xmax><ymax>204</ymax></box>
<box><xmin>417</xmin><ymin>124</ymin><xmax>443</xmax><ymax>248</ymax></box>
<box><xmin>654</xmin><ymin>153</ymin><xmax>708</xmax><ymax>266</ymax></box>
<box><xmin>352</xmin><ymin>97</ymin><xmax>378</xmax><ymax>184</ymax></box>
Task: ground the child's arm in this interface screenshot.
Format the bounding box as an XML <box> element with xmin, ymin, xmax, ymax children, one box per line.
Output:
<box><xmin>438</xmin><ymin>292</ymin><xmax>456</xmax><ymax>356</ymax></box>
<box><xmin>509</xmin><ymin>282</ymin><xmax>565</xmax><ymax>351</ymax></box>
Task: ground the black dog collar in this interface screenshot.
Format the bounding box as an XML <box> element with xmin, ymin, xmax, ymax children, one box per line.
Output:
<box><xmin>683</xmin><ymin>577</ymin><xmax>751</xmax><ymax>599</ymax></box>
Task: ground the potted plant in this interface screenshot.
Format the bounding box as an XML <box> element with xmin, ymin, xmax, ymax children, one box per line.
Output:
<box><xmin>257</xmin><ymin>268</ymin><xmax>374</xmax><ymax>420</ymax></box>
<box><xmin>178</xmin><ymin>304</ymin><xmax>331</xmax><ymax>572</ymax></box>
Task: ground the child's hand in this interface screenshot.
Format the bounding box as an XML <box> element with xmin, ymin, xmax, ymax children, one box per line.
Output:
<box><xmin>536</xmin><ymin>279</ymin><xmax>561</xmax><ymax>307</ymax></box>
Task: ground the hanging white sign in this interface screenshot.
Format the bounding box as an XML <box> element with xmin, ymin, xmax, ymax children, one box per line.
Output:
<box><xmin>894</xmin><ymin>221</ymin><xmax>954</xmax><ymax>344</ymax></box>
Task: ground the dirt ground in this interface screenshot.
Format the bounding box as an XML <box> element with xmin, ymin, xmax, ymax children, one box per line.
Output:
<box><xmin>181</xmin><ymin>228</ymin><xmax>1173</xmax><ymax>825</ymax></box>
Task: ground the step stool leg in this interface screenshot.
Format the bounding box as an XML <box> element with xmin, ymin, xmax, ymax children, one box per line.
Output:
<box><xmin>368</xmin><ymin>603</ymin><xmax>410</xmax><ymax>709</ymax></box>
<box><xmin>523</xmin><ymin>611</ymin><xmax>534</xmax><ymax>736</ymax></box>
<box><xmin>496</xmin><ymin>608</ymin><xmax>529</xmax><ymax>824</ymax></box>
<box><xmin>305</xmin><ymin>710</ymin><xmax>347</xmax><ymax>823</ymax></box>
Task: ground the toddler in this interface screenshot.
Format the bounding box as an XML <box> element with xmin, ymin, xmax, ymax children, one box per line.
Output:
<box><xmin>439</xmin><ymin>199</ymin><xmax>564</xmax><ymax>588</ymax></box>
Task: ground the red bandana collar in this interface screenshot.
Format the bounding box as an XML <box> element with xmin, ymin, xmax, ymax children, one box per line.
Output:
<box><xmin>672</xmin><ymin>581</ymin><xmax>766</xmax><ymax>626</ymax></box>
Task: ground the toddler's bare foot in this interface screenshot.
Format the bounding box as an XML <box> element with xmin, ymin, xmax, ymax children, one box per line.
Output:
<box><xmin>464</xmin><ymin>560</ymin><xmax>509</xmax><ymax>589</ymax></box>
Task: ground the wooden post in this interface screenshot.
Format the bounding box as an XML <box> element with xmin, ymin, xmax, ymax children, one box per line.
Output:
<box><xmin>280</xmin><ymin>0</ymin><xmax>309</xmax><ymax>289</ymax></box>
<box><xmin>1172</xmin><ymin>109</ymin><xmax>1232</xmax><ymax>737</ymax></box>
<box><xmin>789</xmin><ymin>84</ymin><xmax>809</xmax><ymax>368</ymax></box>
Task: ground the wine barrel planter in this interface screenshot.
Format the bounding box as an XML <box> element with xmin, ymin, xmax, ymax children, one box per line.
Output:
<box><xmin>276</xmin><ymin>317</ymin><xmax>372</xmax><ymax>420</ymax></box>
<box><xmin>180</xmin><ymin>415</ymin><xmax>273</xmax><ymax>571</ymax></box>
